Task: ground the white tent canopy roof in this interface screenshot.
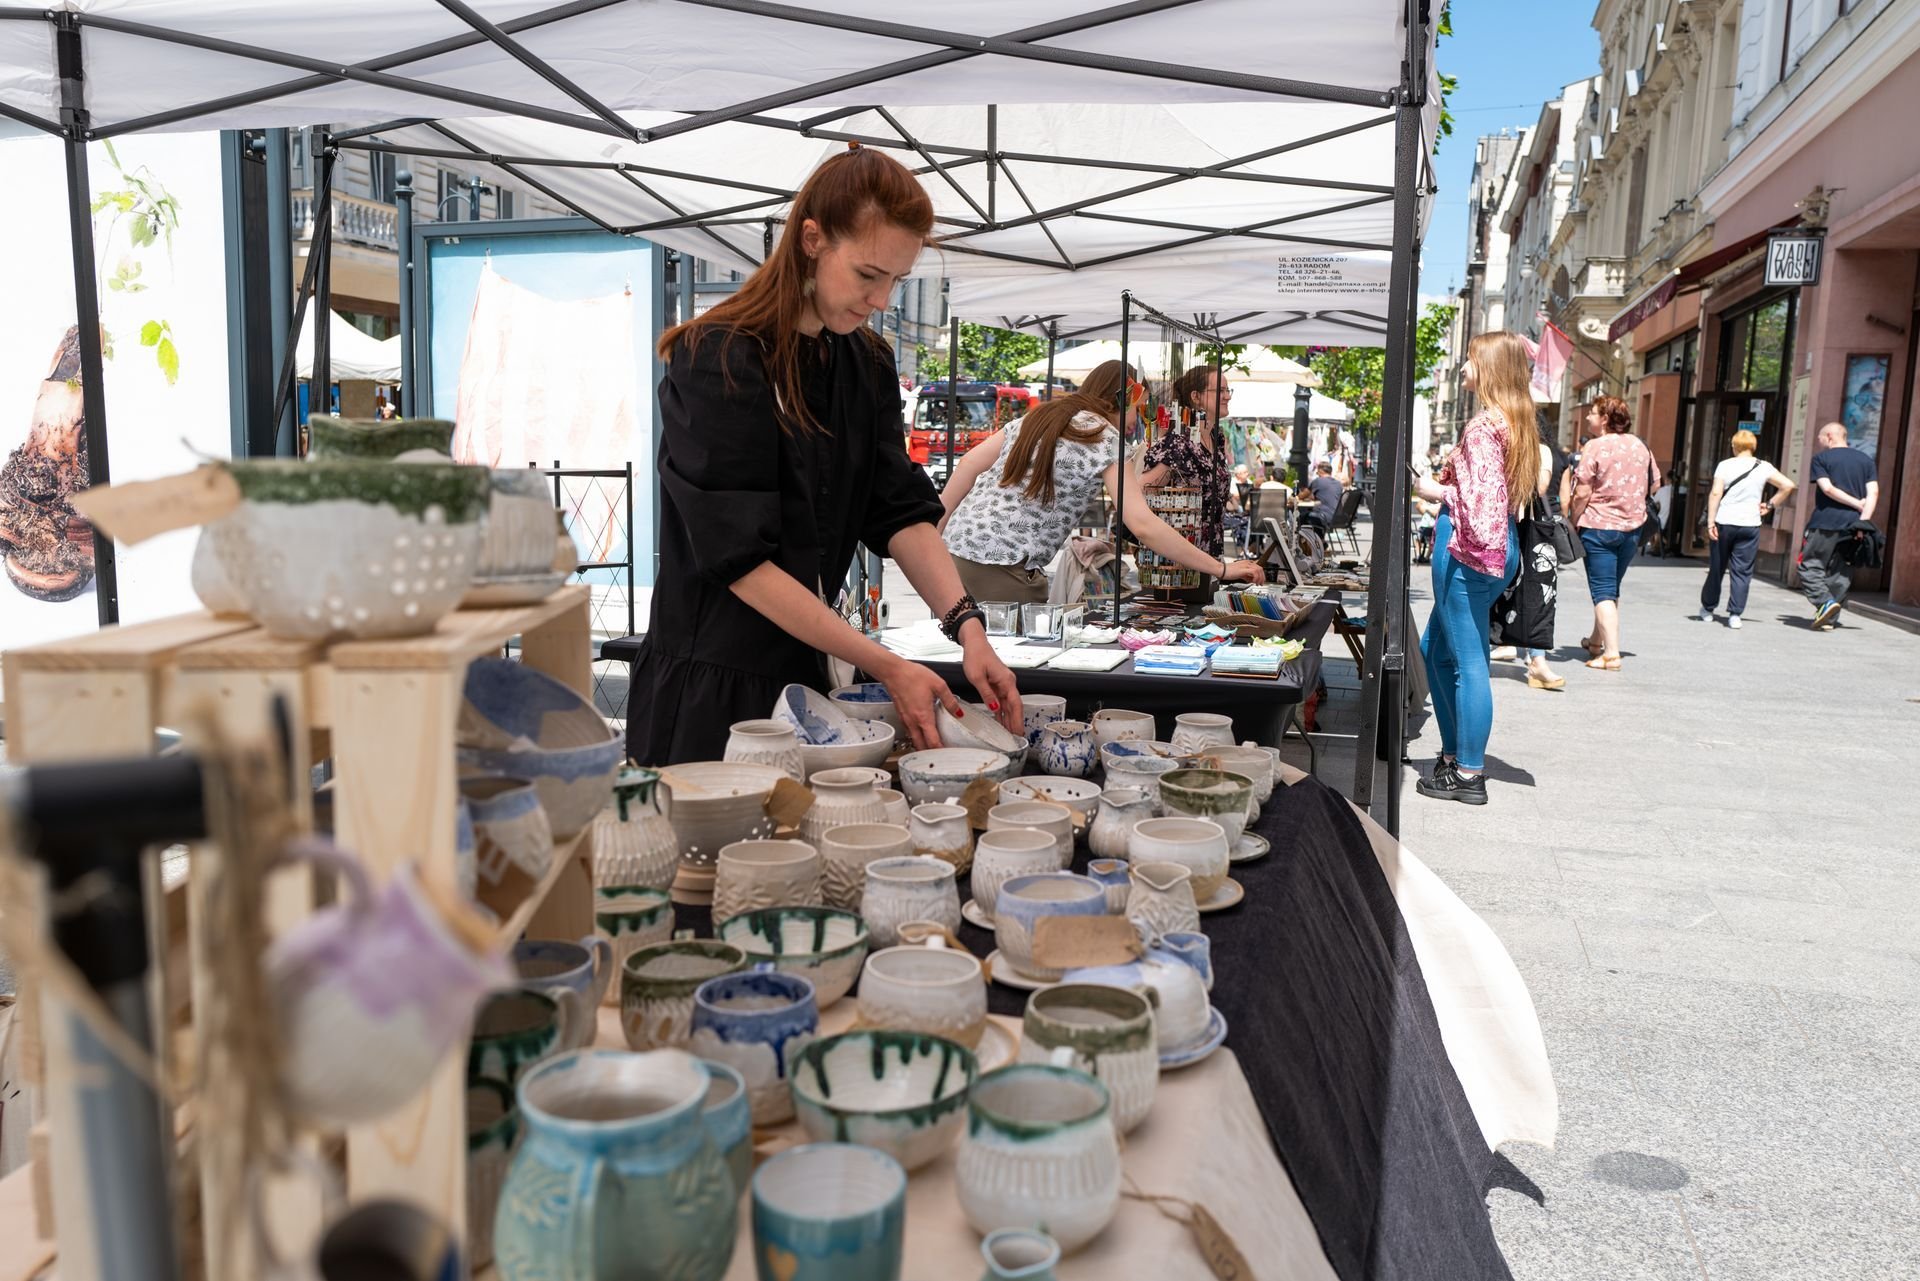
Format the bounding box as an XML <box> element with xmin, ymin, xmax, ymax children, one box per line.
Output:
<box><xmin>1224</xmin><ymin>378</ymin><xmax>1352</xmax><ymax>422</ymax></box>
<box><xmin>1012</xmin><ymin>339</ymin><xmax>1322</xmax><ymax>388</ymax></box>
<box><xmin>295</xmin><ymin>303</ymin><xmax>402</xmax><ymax>382</ymax></box>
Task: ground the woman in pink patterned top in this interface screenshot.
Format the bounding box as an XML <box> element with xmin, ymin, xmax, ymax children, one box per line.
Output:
<box><xmin>1410</xmin><ymin>331</ymin><xmax>1539</xmax><ymax>806</ymax></box>
<box><xmin>1567</xmin><ymin>394</ymin><xmax>1660</xmax><ymax>670</ymax></box>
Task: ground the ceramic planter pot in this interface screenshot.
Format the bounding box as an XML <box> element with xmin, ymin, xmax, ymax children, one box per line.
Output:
<box><xmin>1125</xmin><ymin>861</ymin><xmax>1200</xmax><ymax>941</ymax></box>
<box><xmin>789</xmin><ymin>1030</ymin><xmax>978</xmax><ymax>1171</ymax></box>
<box><xmin>591</xmin><ymin>766</ymin><xmax>679</xmax><ymax>892</ymax></box>
<box><xmin>1085</xmin><ymin>859</ymin><xmax>1132</xmax><ymax>915</ymax></box>
<box><xmin>695</xmin><ymin>1058</ymin><xmax>754</xmax><ymax>1197</ymax></box>
<box><xmin>969</xmin><ymin>829</ymin><xmax>1058</xmax><ymax>925</ymax></box>
<box><xmin>1156</xmin><ymin>768</ymin><xmax>1254</xmax><ymax>848</ymax></box>
<box><xmin>1127</xmin><ymin>817</ymin><xmax>1231</xmax><ymax>902</ymax></box>
<box><xmin>1087</xmin><ymin>787</ymin><xmax>1154</xmax><ymax>861</ymax></box>
<box><xmin>828</xmin><ymin>682</ymin><xmax>903</xmax><ymax>734</ymax></box>
<box><xmin>856</xmin><ymin>937</ymin><xmax>987</xmax><ymax>1049</ymax></box>
<box><xmin>908</xmin><ymin>802</ymin><xmax>973</xmax><ymax>872</ymax></box>
<box><xmin>896</xmin><ymin>748</ymin><xmax>1016</xmax><ymax>807</ymax></box>
<box><xmin>469</xmin><ymin>989</ymin><xmax>572</xmax><ymax>1092</ymax></box>
<box><xmin>724</xmin><ymin>719</ymin><xmax>806</xmax><ymax>784</ymax></box>
<box><xmin>993</xmin><ymin>874</ymin><xmax>1109</xmax><ymax>982</ymax></box>
<box><xmin>267</xmin><ymin>849</ymin><xmax>511</xmax><ymax>1125</ymax></box>
<box><xmin>1168</xmin><ymin>712</ymin><xmax>1236</xmax><ymax>755</ymax></box>
<box><xmin>798</xmin><ymin>768</ymin><xmax>891</xmax><ymax>853</ymax></box>
<box><xmin>751</xmin><ymin>1143</ymin><xmax>905</xmax><ymax>1281</ymax></box>
<box><xmin>1019</xmin><ymin>984</ymin><xmax>1159</xmax><ymax>1135</ymax></box>
<box><xmin>621</xmin><ymin>941</ymin><xmax>749</xmax><ymax>1052</ymax></box>
<box><xmin>458</xmin><ymin>775</ymin><xmax>552</xmax><ymax>888</ymax></box>
<box><xmin>956</xmin><ymin>1065</ymin><xmax>1121</xmax><ymax>1254</ymax></box>
<box><xmin>466</xmin><ymin>1078</ymin><xmax>518</xmax><ymax>1269</ymax></box>
<box><xmin>456</xmin><ymin>658</ymin><xmax>622</xmax><ymax>840</ymax></box>
<box><xmin>593</xmin><ymin>889</ymin><xmax>674</xmax><ymax>1003</ymax></box>
<box><xmin>712</xmin><ymin>839</ymin><xmax>824</xmax><ymax>925</ymax></box>
<box><xmin>689</xmin><ymin>970</ymin><xmax>819</xmax><ymax>1125</ymax></box>
<box><xmin>860</xmin><ymin>856</ymin><xmax>961</xmax><ymax>947</ymax></box>
<box><xmin>655</xmin><ymin>762</ymin><xmax>785</xmax><ymax>871</ymax></box>
<box><xmin>512</xmin><ymin>937</ymin><xmax>614</xmax><ymax>1049</ymax></box>
<box><xmin>1089</xmin><ymin>708</ymin><xmax>1154</xmax><ymax>749</ymax></box>
<box><xmin>1020</xmin><ymin>694</ymin><xmax>1069</xmax><ymax>746</ymax></box>
<box><xmin>987</xmin><ymin>800</ymin><xmax>1075</xmax><ymax>869</ymax></box>
<box><xmin>715</xmin><ymin>907</ymin><xmax>870</xmax><ymax>1009</ymax></box>
<box><xmin>493</xmin><ymin>1049</ymin><xmax>736</xmax><ymax>1280</ymax></box>
<box><xmin>1033</xmin><ymin>720</ymin><xmax>1098</xmax><ymax>779</ymax></box>
<box><xmin>213</xmin><ymin>458</ymin><xmax>491</xmax><ymax>641</ymax></box>
<box><xmin>816</xmin><ymin>822</ymin><xmax>910</xmax><ymax>913</ymax></box>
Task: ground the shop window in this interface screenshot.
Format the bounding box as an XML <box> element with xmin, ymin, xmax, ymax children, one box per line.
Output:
<box><xmin>1744</xmin><ymin>297</ymin><xmax>1791</xmax><ymax>390</ymax></box>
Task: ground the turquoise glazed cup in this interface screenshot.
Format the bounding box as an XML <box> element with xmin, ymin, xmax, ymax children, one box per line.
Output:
<box><xmin>493</xmin><ymin>1048</ymin><xmax>736</xmax><ymax>1280</ymax></box>
<box><xmin>751</xmin><ymin>1142</ymin><xmax>906</xmax><ymax>1281</ymax></box>
<box><xmin>697</xmin><ymin>1058</ymin><xmax>754</xmax><ymax>1196</ymax></box>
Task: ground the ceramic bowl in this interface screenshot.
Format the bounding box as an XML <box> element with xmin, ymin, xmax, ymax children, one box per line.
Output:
<box><xmin>457</xmin><ymin>774</ymin><xmax>552</xmax><ymax>886</ymax></box>
<box><xmin>772</xmin><ymin>683</ymin><xmax>859</xmax><ymax>746</ymax></box>
<box><xmin>1098</xmin><ymin>739</ymin><xmax>1197</xmax><ymax>769</ymax></box>
<box><xmin>1194</xmin><ymin>746</ymin><xmax>1276</xmax><ymax>809</ymax></box>
<box><xmin>817</xmin><ymin>823</ymin><xmax>912</xmax><ymax>914</ymax></box>
<box><xmin>860</xmin><ymin>856</ymin><xmax>961</xmax><ymax>947</ymax></box>
<box><xmin>986</xmin><ymin>800</ymin><xmax>1075</xmax><ymax>868</ymax></box>
<box><xmin>873</xmin><ymin>788</ymin><xmax>912</xmax><ymax>828</ymax></box>
<box><xmin>789</xmin><ymin>1031</ymin><xmax>978</xmax><ymax>1171</ymax></box>
<box><xmin>1090</xmin><ymin>708</ymin><xmax>1156</xmax><ymax>747</ymax></box>
<box><xmin>655</xmin><ymin>762</ymin><xmax>785</xmax><ymax>868</ymax></box>
<box><xmin>969</xmin><ymin>828</ymin><xmax>1062</xmax><ymax>925</ymax></box>
<box><xmin>856</xmin><ymin>941</ymin><xmax>988</xmax><ymax>1049</ymax></box>
<box><xmin>712</xmin><ymin>839</ymin><xmax>824</xmax><ymax>925</ymax></box>
<box><xmin>796</xmin><ymin>720</ymin><xmax>897</xmax><ymax>781</ymax></box>
<box><xmin>936</xmin><ymin>703</ymin><xmax>1029</xmax><ymax>763</ymax></box>
<box><xmin>717</xmin><ymin>907</ymin><xmax>871</xmax><ymax>1008</ymax></box>
<box><xmin>621</xmin><ymin>940</ymin><xmax>750</xmax><ymax>1051</ymax></box>
<box><xmin>455</xmin><ymin>658</ymin><xmax>622</xmax><ymax>840</ymax></box>
<box><xmin>1099</xmin><ymin>753</ymin><xmax>1185</xmax><ymax>805</ymax></box>
<box><xmin>1000</xmin><ymin>776</ymin><xmax>1103</xmax><ymax>821</ymax></box>
<box><xmin>1156</xmin><ymin>768</ymin><xmax>1255</xmax><ymax>847</ymax></box>
<box><xmin>212</xmin><ymin>458</ymin><xmax>492</xmax><ymax>641</ymax></box>
<box><xmin>993</xmin><ymin>874</ymin><xmax>1109</xmax><ymax>982</ymax></box>
<box><xmin>896</xmin><ymin>748</ymin><xmax>1016</xmax><ymax>807</ymax></box>
<box><xmin>1128</xmin><ymin>817</ymin><xmax>1231</xmax><ymax>901</ymax></box>
<box><xmin>829</xmin><ymin>683</ymin><xmax>903</xmax><ymax>734</ymax></box>
<box><xmin>690</xmin><ymin>970</ymin><xmax>819</xmax><ymax>1125</ymax></box>
<box><xmin>476</xmin><ymin>466</ymin><xmax>566</xmax><ymax>582</ymax></box>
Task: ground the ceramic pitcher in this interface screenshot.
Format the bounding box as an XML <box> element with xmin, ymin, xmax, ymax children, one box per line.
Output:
<box><xmin>1125</xmin><ymin>860</ymin><xmax>1200</xmax><ymax>941</ymax></box>
<box><xmin>591</xmin><ymin>766</ymin><xmax>679</xmax><ymax>892</ymax></box>
<box><xmin>798</xmin><ymin>768</ymin><xmax>890</xmax><ymax>851</ymax></box>
<box><xmin>1034</xmin><ymin>720</ymin><xmax>1097</xmax><ymax>779</ymax></box>
<box><xmin>1085</xmin><ymin>859</ymin><xmax>1132</xmax><ymax>915</ymax></box>
<box><xmin>980</xmin><ymin>1229</ymin><xmax>1061</xmax><ymax>1280</ymax></box>
<box><xmin>267</xmin><ymin>840</ymin><xmax>511</xmax><ymax>1125</ymax></box>
<box><xmin>1087</xmin><ymin>788</ymin><xmax>1154</xmax><ymax>861</ymax></box>
<box><xmin>909</xmin><ymin>802</ymin><xmax>973</xmax><ymax>872</ymax></box>
<box><xmin>493</xmin><ymin>1049</ymin><xmax>737</xmax><ymax>1280</ymax></box>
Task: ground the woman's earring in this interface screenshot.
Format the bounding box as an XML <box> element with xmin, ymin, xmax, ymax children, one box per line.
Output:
<box><xmin>802</xmin><ymin>276</ymin><xmax>816</xmax><ymax>298</ymax></box>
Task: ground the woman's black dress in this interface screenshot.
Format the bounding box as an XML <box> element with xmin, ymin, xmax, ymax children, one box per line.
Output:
<box><xmin>625</xmin><ymin>326</ymin><xmax>943</xmax><ymax>765</ymax></box>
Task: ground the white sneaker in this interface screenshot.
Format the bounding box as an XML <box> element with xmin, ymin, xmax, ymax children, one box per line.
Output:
<box><xmin>1728</xmin><ymin>615</ymin><xmax>1742</xmax><ymax>629</ymax></box>
<box><xmin>1695</xmin><ymin>608</ymin><xmax>1713</xmax><ymax>622</ymax></box>
<box><xmin>1490</xmin><ymin>645</ymin><xmax>1518</xmax><ymax>661</ymax></box>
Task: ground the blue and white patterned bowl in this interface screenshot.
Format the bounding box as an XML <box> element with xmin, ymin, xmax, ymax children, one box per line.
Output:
<box><xmin>789</xmin><ymin>1030</ymin><xmax>977</xmax><ymax>1171</ymax></box>
<box><xmin>690</xmin><ymin>969</ymin><xmax>819</xmax><ymax>1125</ymax></box>
<box><xmin>797</xmin><ymin>720</ymin><xmax>897</xmax><ymax>781</ymax></box>
<box><xmin>829</xmin><ymin>683</ymin><xmax>903</xmax><ymax>734</ymax></box>
<box><xmin>896</xmin><ymin>748</ymin><xmax>1017</xmax><ymax>807</ymax></box>
<box><xmin>773</xmin><ymin>683</ymin><xmax>858</xmax><ymax>747</ymax></box>
<box><xmin>456</xmin><ymin>658</ymin><xmax>621</xmax><ymax>839</ymax></box>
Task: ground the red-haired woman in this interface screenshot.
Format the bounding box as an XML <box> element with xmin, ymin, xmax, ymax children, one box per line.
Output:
<box><xmin>626</xmin><ymin>147</ymin><xmax>1022</xmax><ymax>763</ymax></box>
<box><xmin>1568</xmin><ymin>395</ymin><xmax>1660</xmax><ymax>670</ymax></box>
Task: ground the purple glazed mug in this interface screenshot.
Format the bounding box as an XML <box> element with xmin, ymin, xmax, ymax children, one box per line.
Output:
<box><xmin>267</xmin><ymin>838</ymin><xmax>512</xmax><ymax>1125</ymax></box>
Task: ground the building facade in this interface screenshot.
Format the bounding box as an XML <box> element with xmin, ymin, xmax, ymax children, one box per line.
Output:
<box><xmin>1501</xmin><ymin>80</ymin><xmax>1592</xmax><ymax>444</ymax></box>
<box><xmin>1435</xmin><ymin>131</ymin><xmax>1523</xmax><ymax>444</ymax></box>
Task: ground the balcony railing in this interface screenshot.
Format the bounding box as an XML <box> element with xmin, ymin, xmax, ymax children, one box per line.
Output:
<box><xmin>1577</xmin><ymin>256</ymin><xmax>1628</xmax><ymax>299</ymax></box>
<box><xmin>291</xmin><ymin>190</ymin><xmax>398</xmax><ymax>251</ymax></box>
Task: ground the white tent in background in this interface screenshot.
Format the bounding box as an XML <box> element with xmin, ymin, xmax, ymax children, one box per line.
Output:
<box><xmin>294</xmin><ymin>304</ymin><xmax>402</xmax><ymax>383</ymax></box>
<box><xmin>1239</xmin><ymin>348</ymin><xmax>1324</xmax><ymax>383</ymax></box>
<box><xmin>1225</xmin><ymin>379</ymin><xmax>1352</xmax><ymax>422</ymax></box>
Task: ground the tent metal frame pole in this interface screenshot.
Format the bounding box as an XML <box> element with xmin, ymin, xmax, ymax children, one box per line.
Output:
<box><xmin>429</xmin><ymin>0</ymin><xmax>640</xmax><ymax>140</ymax></box>
<box><xmin>424</xmin><ymin>120</ymin><xmax>628</xmax><ymax>236</ymax></box>
<box><xmin>944</xmin><ymin>314</ymin><xmax>960</xmax><ymax>483</ymax></box>
<box><xmin>1352</xmin><ymin>0</ymin><xmax>1428</xmax><ymax>829</ymax></box>
<box><xmin>311</xmin><ymin>132</ymin><xmax>334</xmax><ymax>408</ymax></box>
<box><xmin>1044</xmin><ymin>326</ymin><xmax>1057</xmax><ymax>402</ymax></box>
<box><xmin>1113</xmin><ymin>292</ymin><xmax>1131</xmax><ymax>626</ymax></box>
<box><xmin>396</xmin><ymin>168</ymin><xmax>417</xmax><ymax>416</ymax></box>
<box><xmin>55</xmin><ymin>13</ymin><xmax>118</xmax><ymax>627</ymax></box>
<box><xmin>265</xmin><ymin>129</ymin><xmax>295</xmax><ymax>453</ymax></box>
<box><xmin>672</xmin><ymin>0</ymin><xmax>1396</xmax><ymax>106</ymax></box>
<box><xmin>269</xmin><ymin>143</ymin><xmax>330</xmax><ymax>443</ymax></box>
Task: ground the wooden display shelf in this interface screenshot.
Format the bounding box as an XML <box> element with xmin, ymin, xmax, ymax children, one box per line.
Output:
<box><xmin>1</xmin><ymin>584</ymin><xmax>598</xmax><ymax>1281</ymax></box>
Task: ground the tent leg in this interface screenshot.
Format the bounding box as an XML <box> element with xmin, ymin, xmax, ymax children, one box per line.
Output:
<box><xmin>266</xmin><ymin>128</ymin><xmax>295</xmax><ymax>454</ymax></box>
<box><xmin>311</xmin><ymin>133</ymin><xmax>333</xmax><ymax>416</ymax></box>
<box><xmin>1352</xmin><ymin>76</ymin><xmax>1425</xmax><ymax>831</ymax></box>
<box><xmin>944</xmin><ymin>314</ymin><xmax>959</xmax><ymax>484</ymax></box>
<box><xmin>1113</xmin><ymin>294</ymin><xmax>1130</xmax><ymax>626</ymax></box>
<box><xmin>1044</xmin><ymin>327</ymin><xmax>1056</xmax><ymax>402</ymax></box>
<box><xmin>396</xmin><ymin>168</ymin><xmax>416</xmax><ymax>416</ymax></box>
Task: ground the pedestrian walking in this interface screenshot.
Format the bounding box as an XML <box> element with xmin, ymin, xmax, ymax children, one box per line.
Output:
<box><xmin>1697</xmin><ymin>429</ymin><xmax>1795</xmax><ymax>629</ymax></box>
<box><xmin>1798</xmin><ymin>421</ymin><xmax>1880</xmax><ymax>630</ymax></box>
<box><xmin>1567</xmin><ymin>395</ymin><xmax>1659</xmax><ymax>671</ymax></box>
<box><xmin>1411</xmin><ymin>330</ymin><xmax>1531</xmax><ymax>805</ymax></box>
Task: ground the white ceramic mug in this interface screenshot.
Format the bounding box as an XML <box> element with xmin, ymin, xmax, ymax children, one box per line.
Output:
<box><xmin>956</xmin><ymin>1065</ymin><xmax>1121</xmax><ymax>1254</ymax></box>
<box><xmin>861</xmin><ymin>856</ymin><xmax>961</xmax><ymax>947</ymax></box>
<box><xmin>986</xmin><ymin>800</ymin><xmax>1075</xmax><ymax>869</ymax></box>
<box><xmin>970</xmin><ymin>829</ymin><xmax>1060</xmax><ymax>924</ymax></box>
<box><xmin>856</xmin><ymin>934</ymin><xmax>988</xmax><ymax>1049</ymax></box>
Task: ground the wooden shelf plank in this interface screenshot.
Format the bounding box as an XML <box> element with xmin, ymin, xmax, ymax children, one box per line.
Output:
<box><xmin>3</xmin><ymin>612</ymin><xmax>254</xmax><ymax>673</ymax></box>
<box><xmin>486</xmin><ymin>828</ymin><xmax>591</xmax><ymax>946</ymax></box>
<box><xmin>329</xmin><ymin>585</ymin><xmax>591</xmax><ymax>671</ymax></box>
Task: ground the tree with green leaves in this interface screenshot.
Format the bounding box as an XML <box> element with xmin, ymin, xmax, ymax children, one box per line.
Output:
<box><xmin>915</xmin><ymin>322</ymin><xmax>1047</xmax><ymax>384</ymax></box>
<box><xmin>1272</xmin><ymin>302</ymin><xmax>1456</xmax><ymax>432</ymax></box>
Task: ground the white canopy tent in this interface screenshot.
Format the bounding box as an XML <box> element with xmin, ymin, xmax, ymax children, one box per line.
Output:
<box><xmin>1226</xmin><ymin>379</ymin><xmax>1351</xmax><ymax>422</ymax></box>
<box><xmin>294</xmin><ymin>303</ymin><xmax>402</xmax><ymax>383</ymax></box>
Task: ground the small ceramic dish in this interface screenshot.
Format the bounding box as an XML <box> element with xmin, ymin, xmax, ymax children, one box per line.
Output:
<box><xmin>937</xmin><ymin>703</ymin><xmax>1029</xmax><ymax>762</ymax></box>
<box><xmin>788</xmin><ymin>1030</ymin><xmax>978</xmax><ymax>1171</ymax></box>
<box><xmin>797</xmin><ymin>720</ymin><xmax>897</xmax><ymax>780</ymax></box>
<box><xmin>896</xmin><ymin>748</ymin><xmax>1017</xmax><ymax>807</ymax></box>
<box><xmin>829</xmin><ymin>683</ymin><xmax>903</xmax><ymax>734</ymax></box>
<box><xmin>773</xmin><ymin>683</ymin><xmax>858</xmax><ymax>746</ymax></box>
<box><xmin>455</xmin><ymin>658</ymin><xmax>621</xmax><ymax>839</ymax></box>
<box><xmin>716</xmin><ymin>906</ymin><xmax>871</xmax><ymax>1007</ymax></box>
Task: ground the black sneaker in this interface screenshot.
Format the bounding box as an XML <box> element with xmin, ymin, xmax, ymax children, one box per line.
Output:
<box><xmin>1416</xmin><ymin>768</ymin><xmax>1488</xmax><ymax>805</ymax></box>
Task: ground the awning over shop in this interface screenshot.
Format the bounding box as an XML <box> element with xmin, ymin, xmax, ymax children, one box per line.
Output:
<box><xmin>1607</xmin><ymin>272</ymin><xmax>1678</xmax><ymax>341</ymax></box>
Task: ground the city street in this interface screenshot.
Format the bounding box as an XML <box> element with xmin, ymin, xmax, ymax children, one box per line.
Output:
<box><xmin>1393</xmin><ymin>553</ymin><xmax>1920</xmax><ymax>1280</ymax></box>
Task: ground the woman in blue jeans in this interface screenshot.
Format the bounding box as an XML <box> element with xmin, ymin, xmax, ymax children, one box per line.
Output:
<box><xmin>1412</xmin><ymin>331</ymin><xmax>1536</xmax><ymax>805</ymax></box>
<box><xmin>1568</xmin><ymin>396</ymin><xmax>1660</xmax><ymax>669</ymax></box>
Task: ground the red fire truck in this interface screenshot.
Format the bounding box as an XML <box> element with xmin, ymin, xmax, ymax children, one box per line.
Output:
<box><xmin>906</xmin><ymin>382</ymin><xmax>1035</xmax><ymax>482</ymax></box>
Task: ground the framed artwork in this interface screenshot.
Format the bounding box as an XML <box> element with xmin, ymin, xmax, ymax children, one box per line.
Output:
<box><xmin>1841</xmin><ymin>353</ymin><xmax>1890</xmax><ymax>458</ymax></box>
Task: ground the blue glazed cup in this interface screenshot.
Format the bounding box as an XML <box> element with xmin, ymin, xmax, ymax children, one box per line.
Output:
<box><xmin>752</xmin><ymin>1142</ymin><xmax>906</xmax><ymax>1281</ymax></box>
<box><xmin>992</xmin><ymin>873</ymin><xmax>1109</xmax><ymax>982</ymax></box>
<box><xmin>689</xmin><ymin>969</ymin><xmax>819</xmax><ymax>1125</ymax></box>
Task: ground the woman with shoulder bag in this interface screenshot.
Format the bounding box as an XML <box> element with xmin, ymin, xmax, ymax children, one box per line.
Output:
<box><xmin>1493</xmin><ymin>424</ymin><xmax>1570</xmax><ymax>690</ymax></box>
<box><xmin>1568</xmin><ymin>395</ymin><xmax>1660</xmax><ymax>671</ymax></box>
<box><xmin>1696</xmin><ymin>429</ymin><xmax>1795</xmax><ymax>628</ymax></box>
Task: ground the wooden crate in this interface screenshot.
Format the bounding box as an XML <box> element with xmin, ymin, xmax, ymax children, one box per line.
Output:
<box><xmin>1</xmin><ymin>585</ymin><xmax>598</xmax><ymax>1281</ymax></box>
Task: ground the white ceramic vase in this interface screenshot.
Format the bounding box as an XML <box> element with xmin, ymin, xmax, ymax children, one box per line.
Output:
<box><xmin>861</xmin><ymin>856</ymin><xmax>962</xmax><ymax>947</ymax></box>
<box><xmin>798</xmin><ymin>767</ymin><xmax>890</xmax><ymax>851</ymax></box>
<box><xmin>1169</xmin><ymin>712</ymin><xmax>1236</xmax><ymax>756</ymax></box>
<box><xmin>591</xmin><ymin>767</ymin><xmax>684</xmax><ymax>892</ymax></box>
<box><xmin>723</xmin><ymin>719</ymin><xmax>805</xmax><ymax>784</ymax></box>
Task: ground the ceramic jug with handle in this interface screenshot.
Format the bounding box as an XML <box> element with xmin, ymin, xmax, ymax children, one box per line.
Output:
<box><xmin>591</xmin><ymin>766</ymin><xmax>679</xmax><ymax>892</ymax></box>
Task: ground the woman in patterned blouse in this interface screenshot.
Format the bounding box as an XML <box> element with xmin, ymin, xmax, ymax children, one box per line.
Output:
<box><xmin>940</xmin><ymin>360</ymin><xmax>1265</xmax><ymax>602</ymax></box>
<box><xmin>1136</xmin><ymin>365</ymin><xmax>1236</xmax><ymax>557</ymax></box>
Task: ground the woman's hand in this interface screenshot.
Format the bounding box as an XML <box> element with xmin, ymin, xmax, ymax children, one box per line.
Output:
<box><xmin>961</xmin><ymin>630</ymin><xmax>1024</xmax><ymax>737</ymax></box>
<box><xmin>1414</xmin><ymin>474</ymin><xmax>1446</xmax><ymax>504</ymax></box>
<box><xmin>875</xmin><ymin>655</ymin><xmax>965</xmax><ymax>752</ymax></box>
<box><xmin>1222</xmin><ymin>558</ymin><xmax>1266</xmax><ymax>585</ymax></box>
<box><xmin>1707</xmin><ymin>521</ymin><xmax>1719</xmax><ymax>542</ymax></box>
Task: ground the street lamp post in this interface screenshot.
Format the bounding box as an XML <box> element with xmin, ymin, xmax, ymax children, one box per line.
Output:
<box><xmin>1288</xmin><ymin>381</ymin><xmax>1313</xmax><ymax>482</ymax></box>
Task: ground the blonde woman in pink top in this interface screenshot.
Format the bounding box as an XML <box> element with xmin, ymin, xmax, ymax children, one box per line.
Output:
<box><xmin>1567</xmin><ymin>395</ymin><xmax>1660</xmax><ymax>671</ymax></box>
<box><xmin>1410</xmin><ymin>331</ymin><xmax>1537</xmax><ymax>806</ymax></box>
